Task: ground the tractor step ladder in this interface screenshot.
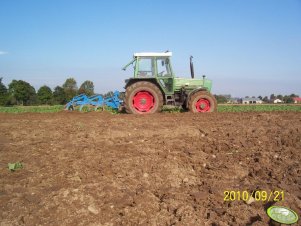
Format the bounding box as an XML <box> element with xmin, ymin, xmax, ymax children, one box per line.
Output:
<box><xmin>165</xmin><ymin>95</ymin><xmax>176</xmax><ymax>105</ymax></box>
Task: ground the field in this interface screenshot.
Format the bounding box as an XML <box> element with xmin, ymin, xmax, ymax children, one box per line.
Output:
<box><xmin>1</xmin><ymin>112</ymin><xmax>301</xmax><ymax>225</ymax></box>
<box><xmin>0</xmin><ymin>104</ymin><xmax>300</xmax><ymax>113</ymax></box>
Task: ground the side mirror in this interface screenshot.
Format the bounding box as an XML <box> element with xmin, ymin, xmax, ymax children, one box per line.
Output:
<box><xmin>161</xmin><ymin>60</ymin><xmax>165</xmax><ymax>66</ymax></box>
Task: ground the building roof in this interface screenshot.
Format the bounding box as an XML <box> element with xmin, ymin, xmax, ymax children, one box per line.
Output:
<box><xmin>134</xmin><ymin>52</ymin><xmax>172</xmax><ymax>57</ymax></box>
<box><xmin>242</xmin><ymin>98</ymin><xmax>261</xmax><ymax>101</ymax></box>
<box><xmin>293</xmin><ymin>97</ymin><xmax>301</xmax><ymax>101</ymax></box>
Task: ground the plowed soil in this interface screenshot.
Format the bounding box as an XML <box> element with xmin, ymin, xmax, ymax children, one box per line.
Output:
<box><xmin>0</xmin><ymin>112</ymin><xmax>300</xmax><ymax>226</ymax></box>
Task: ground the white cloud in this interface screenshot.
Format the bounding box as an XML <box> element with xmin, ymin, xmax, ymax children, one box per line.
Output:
<box><xmin>0</xmin><ymin>51</ymin><xmax>8</xmax><ymax>55</ymax></box>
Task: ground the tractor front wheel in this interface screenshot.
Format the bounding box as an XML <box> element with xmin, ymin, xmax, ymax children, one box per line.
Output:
<box><xmin>125</xmin><ymin>81</ymin><xmax>163</xmax><ymax>114</ymax></box>
<box><xmin>188</xmin><ymin>91</ymin><xmax>217</xmax><ymax>113</ymax></box>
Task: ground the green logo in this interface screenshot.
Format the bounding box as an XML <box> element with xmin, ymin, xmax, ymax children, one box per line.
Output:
<box><xmin>267</xmin><ymin>206</ymin><xmax>299</xmax><ymax>224</ymax></box>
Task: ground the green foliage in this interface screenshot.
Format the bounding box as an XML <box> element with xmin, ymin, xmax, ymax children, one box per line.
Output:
<box><xmin>0</xmin><ymin>104</ymin><xmax>300</xmax><ymax>114</ymax></box>
<box><xmin>269</xmin><ymin>94</ymin><xmax>299</xmax><ymax>103</ymax></box>
<box><xmin>218</xmin><ymin>104</ymin><xmax>301</xmax><ymax>112</ymax></box>
<box><xmin>104</xmin><ymin>106</ymin><xmax>119</xmax><ymax>114</ymax></box>
<box><xmin>63</xmin><ymin>77</ymin><xmax>78</xmax><ymax>101</ymax></box>
<box><xmin>79</xmin><ymin>80</ymin><xmax>94</xmax><ymax>96</ymax></box>
<box><xmin>94</xmin><ymin>106</ymin><xmax>119</xmax><ymax>114</ymax></box>
<box><xmin>8</xmin><ymin>162</ymin><xmax>23</xmax><ymax>171</ymax></box>
<box><xmin>162</xmin><ymin>106</ymin><xmax>183</xmax><ymax>113</ymax></box>
<box><xmin>283</xmin><ymin>96</ymin><xmax>294</xmax><ymax>103</ymax></box>
<box><xmin>276</xmin><ymin>94</ymin><xmax>283</xmax><ymax>100</ymax></box>
<box><xmin>8</xmin><ymin>80</ymin><xmax>36</xmax><ymax>105</ymax></box>
<box><xmin>53</xmin><ymin>86</ymin><xmax>67</xmax><ymax>104</ymax></box>
<box><xmin>0</xmin><ymin>105</ymin><xmax>64</xmax><ymax>113</ymax></box>
<box><xmin>262</xmin><ymin>96</ymin><xmax>269</xmax><ymax>102</ymax></box>
<box><xmin>0</xmin><ymin>78</ymin><xmax>9</xmax><ymax>106</ymax></box>
<box><xmin>80</xmin><ymin>105</ymin><xmax>93</xmax><ymax>112</ymax></box>
<box><xmin>37</xmin><ymin>85</ymin><xmax>53</xmax><ymax>104</ymax></box>
<box><xmin>214</xmin><ymin>95</ymin><xmax>228</xmax><ymax>104</ymax></box>
<box><xmin>289</xmin><ymin>93</ymin><xmax>298</xmax><ymax>98</ymax></box>
<box><xmin>103</xmin><ymin>91</ymin><xmax>114</xmax><ymax>98</ymax></box>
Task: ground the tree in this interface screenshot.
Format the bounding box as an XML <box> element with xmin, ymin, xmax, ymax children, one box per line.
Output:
<box><xmin>79</xmin><ymin>80</ymin><xmax>94</xmax><ymax>96</ymax></box>
<box><xmin>103</xmin><ymin>91</ymin><xmax>114</xmax><ymax>98</ymax></box>
<box><xmin>37</xmin><ymin>85</ymin><xmax>53</xmax><ymax>104</ymax></box>
<box><xmin>53</xmin><ymin>86</ymin><xmax>67</xmax><ymax>104</ymax></box>
<box><xmin>214</xmin><ymin>95</ymin><xmax>228</xmax><ymax>104</ymax></box>
<box><xmin>245</xmin><ymin>96</ymin><xmax>249</xmax><ymax>98</ymax></box>
<box><xmin>222</xmin><ymin>94</ymin><xmax>231</xmax><ymax>100</ymax></box>
<box><xmin>276</xmin><ymin>94</ymin><xmax>283</xmax><ymax>100</ymax></box>
<box><xmin>258</xmin><ymin>96</ymin><xmax>263</xmax><ymax>100</ymax></box>
<box><xmin>0</xmin><ymin>78</ymin><xmax>8</xmax><ymax>106</ymax></box>
<box><xmin>290</xmin><ymin>93</ymin><xmax>299</xmax><ymax>98</ymax></box>
<box><xmin>262</xmin><ymin>96</ymin><xmax>268</xmax><ymax>103</ymax></box>
<box><xmin>8</xmin><ymin>80</ymin><xmax>36</xmax><ymax>105</ymax></box>
<box><xmin>270</xmin><ymin>94</ymin><xmax>275</xmax><ymax>100</ymax></box>
<box><xmin>62</xmin><ymin>77</ymin><xmax>78</xmax><ymax>100</ymax></box>
<box><xmin>283</xmin><ymin>95</ymin><xmax>294</xmax><ymax>103</ymax></box>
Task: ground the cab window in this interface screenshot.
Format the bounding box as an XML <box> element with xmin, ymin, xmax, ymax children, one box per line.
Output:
<box><xmin>137</xmin><ymin>58</ymin><xmax>154</xmax><ymax>77</ymax></box>
<box><xmin>157</xmin><ymin>58</ymin><xmax>171</xmax><ymax>76</ymax></box>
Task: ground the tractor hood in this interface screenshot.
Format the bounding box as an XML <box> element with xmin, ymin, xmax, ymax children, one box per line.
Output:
<box><xmin>174</xmin><ymin>77</ymin><xmax>212</xmax><ymax>92</ymax></box>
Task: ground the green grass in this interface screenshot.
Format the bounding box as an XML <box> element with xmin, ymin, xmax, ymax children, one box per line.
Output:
<box><xmin>0</xmin><ymin>105</ymin><xmax>64</xmax><ymax>113</ymax></box>
<box><xmin>162</xmin><ymin>106</ymin><xmax>183</xmax><ymax>113</ymax></box>
<box><xmin>217</xmin><ymin>104</ymin><xmax>301</xmax><ymax>112</ymax></box>
<box><xmin>0</xmin><ymin>104</ymin><xmax>300</xmax><ymax>113</ymax></box>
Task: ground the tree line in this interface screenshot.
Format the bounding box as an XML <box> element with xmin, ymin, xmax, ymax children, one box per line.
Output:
<box><xmin>0</xmin><ymin>77</ymin><xmax>95</xmax><ymax>106</ymax></box>
<box><xmin>214</xmin><ymin>94</ymin><xmax>299</xmax><ymax>104</ymax></box>
<box><xmin>1</xmin><ymin>77</ymin><xmax>299</xmax><ymax>106</ymax></box>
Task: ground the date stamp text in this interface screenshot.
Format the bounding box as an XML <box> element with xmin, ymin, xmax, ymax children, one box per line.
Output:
<box><xmin>223</xmin><ymin>190</ymin><xmax>284</xmax><ymax>202</ymax></box>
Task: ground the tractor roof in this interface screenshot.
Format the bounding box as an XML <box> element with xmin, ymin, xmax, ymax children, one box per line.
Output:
<box><xmin>134</xmin><ymin>52</ymin><xmax>172</xmax><ymax>57</ymax></box>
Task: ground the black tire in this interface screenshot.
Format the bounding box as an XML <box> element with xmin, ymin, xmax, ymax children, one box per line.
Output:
<box><xmin>125</xmin><ymin>81</ymin><xmax>163</xmax><ymax>114</ymax></box>
<box><xmin>182</xmin><ymin>102</ymin><xmax>188</xmax><ymax>111</ymax></box>
<box><xmin>188</xmin><ymin>91</ymin><xmax>217</xmax><ymax>113</ymax></box>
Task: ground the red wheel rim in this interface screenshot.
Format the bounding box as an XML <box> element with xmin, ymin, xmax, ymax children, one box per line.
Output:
<box><xmin>132</xmin><ymin>91</ymin><xmax>155</xmax><ymax>112</ymax></box>
<box><xmin>195</xmin><ymin>98</ymin><xmax>211</xmax><ymax>112</ymax></box>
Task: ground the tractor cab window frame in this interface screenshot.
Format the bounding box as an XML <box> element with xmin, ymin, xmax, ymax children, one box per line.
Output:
<box><xmin>156</xmin><ymin>57</ymin><xmax>172</xmax><ymax>77</ymax></box>
<box><xmin>135</xmin><ymin>57</ymin><xmax>156</xmax><ymax>78</ymax></box>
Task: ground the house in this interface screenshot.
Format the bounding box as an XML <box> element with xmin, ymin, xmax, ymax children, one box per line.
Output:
<box><xmin>273</xmin><ymin>99</ymin><xmax>283</xmax><ymax>104</ymax></box>
<box><xmin>242</xmin><ymin>97</ymin><xmax>263</xmax><ymax>104</ymax></box>
<box><xmin>293</xmin><ymin>97</ymin><xmax>301</xmax><ymax>104</ymax></box>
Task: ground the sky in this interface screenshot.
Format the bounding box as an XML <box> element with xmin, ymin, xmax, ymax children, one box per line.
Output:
<box><xmin>0</xmin><ymin>0</ymin><xmax>300</xmax><ymax>97</ymax></box>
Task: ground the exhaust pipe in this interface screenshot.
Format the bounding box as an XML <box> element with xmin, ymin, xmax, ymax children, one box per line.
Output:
<box><xmin>190</xmin><ymin>56</ymin><xmax>195</xmax><ymax>79</ymax></box>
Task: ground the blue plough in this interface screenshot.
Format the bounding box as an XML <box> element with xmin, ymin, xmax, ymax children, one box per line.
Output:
<box><xmin>65</xmin><ymin>91</ymin><xmax>122</xmax><ymax>111</ymax></box>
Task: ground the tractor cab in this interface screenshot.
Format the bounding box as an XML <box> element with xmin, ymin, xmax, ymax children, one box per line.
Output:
<box><xmin>123</xmin><ymin>52</ymin><xmax>174</xmax><ymax>94</ymax></box>
<box><xmin>134</xmin><ymin>52</ymin><xmax>173</xmax><ymax>78</ymax></box>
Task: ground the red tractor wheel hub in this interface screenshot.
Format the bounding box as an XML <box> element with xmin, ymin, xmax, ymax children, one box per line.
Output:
<box><xmin>133</xmin><ymin>91</ymin><xmax>155</xmax><ymax>112</ymax></box>
<box><xmin>195</xmin><ymin>98</ymin><xmax>211</xmax><ymax>112</ymax></box>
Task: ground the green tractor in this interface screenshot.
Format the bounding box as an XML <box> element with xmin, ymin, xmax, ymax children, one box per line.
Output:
<box><xmin>122</xmin><ymin>52</ymin><xmax>217</xmax><ymax>114</ymax></box>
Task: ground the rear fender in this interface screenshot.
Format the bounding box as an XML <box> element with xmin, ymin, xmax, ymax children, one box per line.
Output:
<box><xmin>125</xmin><ymin>78</ymin><xmax>158</xmax><ymax>88</ymax></box>
<box><xmin>185</xmin><ymin>87</ymin><xmax>208</xmax><ymax>108</ymax></box>
<box><xmin>125</xmin><ymin>78</ymin><xmax>165</xmax><ymax>98</ymax></box>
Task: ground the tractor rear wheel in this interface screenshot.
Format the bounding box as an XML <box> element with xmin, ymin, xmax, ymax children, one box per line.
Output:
<box><xmin>125</xmin><ymin>81</ymin><xmax>163</xmax><ymax>114</ymax></box>
<box><xmin>188</xmin><ymin>91</ymin><xmax>217</xmax><ymax>113</ymax></box>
